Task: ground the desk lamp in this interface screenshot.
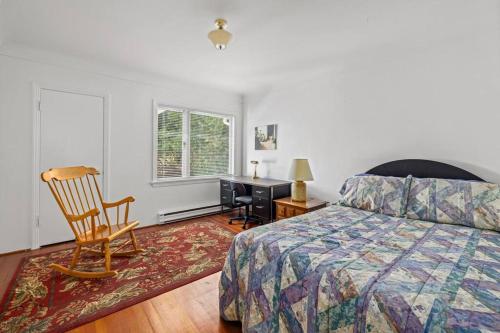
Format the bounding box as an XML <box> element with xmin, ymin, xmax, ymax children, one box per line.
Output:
<box><xmin>250</xmin><ymin>160</ymin><xmax>259</xmax><ymax>179</ymax></box>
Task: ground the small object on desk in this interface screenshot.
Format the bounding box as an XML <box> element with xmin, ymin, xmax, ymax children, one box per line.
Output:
<box><xmin>250</xmin><ymin>160</ymin><xmax>259</xmax><ymax>179</ymax></box>
<box><xmin>288</xmin><ymin>159</ymin><xmax>314</xmax><ymax>202</ymax></box>
<box><xmin>274</xmin><ymin>197</ymin><xmax>327</xmax><ymax>220</ymax></box>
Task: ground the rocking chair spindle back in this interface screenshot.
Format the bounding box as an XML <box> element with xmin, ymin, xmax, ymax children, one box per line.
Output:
<box><xmin>41</xmin><ymin>166</ymin><xmax>143</xmax><ymax>278</ymax></box>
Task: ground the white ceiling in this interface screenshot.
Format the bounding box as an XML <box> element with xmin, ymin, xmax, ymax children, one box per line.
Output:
<box><xmin>0</xmin><ymin>0</ymin><xmax>487</xmax><ymax>93</ymax></box>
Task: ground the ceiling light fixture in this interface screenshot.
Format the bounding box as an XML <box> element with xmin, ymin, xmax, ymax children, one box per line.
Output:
<box><xmin>208</xmin><ymin>18</ymin><xmax>232</xmax><ymax>50</ymax></box>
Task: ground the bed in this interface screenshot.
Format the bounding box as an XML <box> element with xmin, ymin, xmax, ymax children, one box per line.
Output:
<box><xmin>218</xmin><ymin>160</ymin><xmax>499</xmax><ymax>332</ymax></box>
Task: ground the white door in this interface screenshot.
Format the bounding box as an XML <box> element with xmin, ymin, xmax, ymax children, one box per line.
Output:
<box><xmin>39</xmin><ymin>89</ymin><xmax>105</xmax><ymax>246</ymax></box>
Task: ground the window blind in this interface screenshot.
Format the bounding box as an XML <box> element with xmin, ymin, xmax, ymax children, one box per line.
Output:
<box><xmin>157</xmin><ymin>109</ymin><xmax>183</xmax><ymax>178</ymax></box>
<box><xmin>189</xmin><ymin>113</ymin><xmax>231</xmax><ymax>176</ymax></box>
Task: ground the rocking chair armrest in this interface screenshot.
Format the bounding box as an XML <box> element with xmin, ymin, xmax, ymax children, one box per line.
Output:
<box><xmin>102</xmin><ymin>196</ymin><xmax>135</xmax><ymax>208</ymax></box>
<box><xmin>68</xmin><ymin>208</ymin><xmax>100</xmax><ymax>222</ymax></box>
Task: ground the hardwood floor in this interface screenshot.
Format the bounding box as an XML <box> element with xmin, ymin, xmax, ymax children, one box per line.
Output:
<box><xmin>70</xmin><ymin>272</ymin><xmax>241</xmax><ymax>333</ymax></box>
<box><xmin>0</xmin><ymin>211</ymin><xmax>256</xmax><ymax>333</ymax></box>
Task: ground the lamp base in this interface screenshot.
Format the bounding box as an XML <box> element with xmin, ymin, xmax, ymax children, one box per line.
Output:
<box><xmin>291</xmin><ymin>181</ymin><xmax>306</xmax><ymax>202</ymax></box>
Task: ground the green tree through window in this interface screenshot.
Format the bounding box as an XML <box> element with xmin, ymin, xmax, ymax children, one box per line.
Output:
<box><xmin>157</xmin><ymin>110</ymin><xmax>182</xmax><ymax>177</ymax></box>
<box><xmin>190</xmin><ymin>113</ymin><xmax>230</xmax><ymax>176</ymax></box>
<box><xmin>156</xmin><ymin>108</ymin><xmax>232</xmax><ymax>179</ymax></box>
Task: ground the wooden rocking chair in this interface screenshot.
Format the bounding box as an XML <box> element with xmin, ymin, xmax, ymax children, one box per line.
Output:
<box><xmin>41</xmin><ymin>166</ymin><xmax>144</xmax><ymax>278</ymax></box>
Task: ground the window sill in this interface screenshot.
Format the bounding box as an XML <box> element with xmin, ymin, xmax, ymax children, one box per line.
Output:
<box><xmin>150</xmin><ymin>175</ymin><xmax>229</xmax><ymax>187</ymax></box>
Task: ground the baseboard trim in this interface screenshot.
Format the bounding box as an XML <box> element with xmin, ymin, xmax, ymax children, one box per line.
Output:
<box><xmin>0</xmin><ymin>248</ymin><xmax>31</xmax><ymax>257</ymax></box>
<box><xmin>158</xmin><ymin>204</ymin><xmax>234</xmax><ymax>224</ymax></box>
<box><xmin>160</xmin><ymin>209</ymin><xmax>233</xmax><ymax>225</ymax></box>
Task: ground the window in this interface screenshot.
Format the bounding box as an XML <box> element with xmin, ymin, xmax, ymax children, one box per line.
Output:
<box><xmin>156</xmin><ymin>109</ymin><xmax>183</xmax><ymax>178</ymax></box>
<box><xmin>154</xmin><ymin>105</ymin><xmax>234</xmax><ymax>183</ymax></box>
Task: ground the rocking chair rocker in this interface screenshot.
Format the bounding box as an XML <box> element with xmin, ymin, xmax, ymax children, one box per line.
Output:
<box><xmin>41</xmin><ymin>166</ymin><xmax>144</xmax><ymax>278</ymax></box>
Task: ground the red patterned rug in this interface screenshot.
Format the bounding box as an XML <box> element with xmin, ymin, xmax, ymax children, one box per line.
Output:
<box><xmin>0</xmin><ymin>220</ymin><xmax>235</xmax><ymax>333</ymax></box>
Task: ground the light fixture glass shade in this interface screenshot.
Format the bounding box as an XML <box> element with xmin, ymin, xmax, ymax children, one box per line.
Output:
<box><xmin>288</xmin><ymin>159</ymin><xmax>314</xmax><ymax>181</ymax></box>
<box><xmin>208</xmin><ymin>19</ymin><xmax>232</xmax><ymax>50</ymax></box>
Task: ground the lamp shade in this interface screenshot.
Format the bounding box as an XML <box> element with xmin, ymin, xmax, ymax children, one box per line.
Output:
<box><xmin>288</xmin><ymin>159</ymin><xmax>314</xmax><ymax>181</ymax></box>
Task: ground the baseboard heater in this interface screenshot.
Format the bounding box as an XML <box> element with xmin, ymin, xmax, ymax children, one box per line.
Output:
<box><xmin>158</xmin><ymin>204</ymin><xmax>232</xmax><ymax>224</ymax></box>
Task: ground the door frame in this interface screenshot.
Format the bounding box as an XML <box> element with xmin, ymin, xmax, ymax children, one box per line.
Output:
<box><xmin>32</xmin><ymin>82</ymin><xmax>111</xmax><ymax>249</ymax></box>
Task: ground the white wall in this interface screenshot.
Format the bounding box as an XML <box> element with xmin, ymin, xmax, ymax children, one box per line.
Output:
<box><xmin>245</xmin><ymin>4</ymin><xmax>500</xmax><ymax>203</ymax></box>
<box><xmin>0</xmin><ymin>1</ymin><xmax>4</xmax><ymax>48</ymax></box>
<box><xmin>0</xmin><ymin>44</ymin><xmax>242</xmax><ymax>253</ymax></box>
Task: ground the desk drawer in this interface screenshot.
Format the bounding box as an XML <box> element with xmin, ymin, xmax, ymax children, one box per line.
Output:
<box><xmin>252</xmin><ymin>186</ymin><xmax>269</xmax><ymax>199</ymax></box>
<box><xmin>253</xmin><ymin>201</ymin><xmax>270</xmax><ymax>219</ymax></box>
<box><xmin>220</xmin><ymin>180</ymin><xmax>231</xmax><ymax>191</ymax></box>
<box><xmin>253</xmin><ymin>196</ymin><xmax>268</xmax><ymax>206</ymax></box>
<box><xmin>220</xmin><ymin>190</ymin><xmax>232</xmax><ymax>205</ymax></box>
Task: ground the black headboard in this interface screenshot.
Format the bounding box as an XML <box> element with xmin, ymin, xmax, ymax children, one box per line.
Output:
<box><xmin>366</xmin><ymin>159</ymin><xmax>484</xmax><ymax>181</ymax></box>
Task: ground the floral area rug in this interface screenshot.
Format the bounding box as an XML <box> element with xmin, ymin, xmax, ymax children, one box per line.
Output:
<box><xmin>0</xmin><ymin>220</ymin><xmax>235</xmax><ymax>333</ymax></box>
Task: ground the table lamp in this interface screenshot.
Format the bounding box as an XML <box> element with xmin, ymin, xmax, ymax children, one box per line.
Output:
<box><xmin>288</xmin><ymin>159</ymin><xmax>314</xmax><ymax>202</ymax></box>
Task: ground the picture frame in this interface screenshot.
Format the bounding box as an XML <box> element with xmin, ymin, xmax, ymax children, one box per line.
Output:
<box><xmin>255</xmin><ymin>124</ymin><xmax>277</xmax><ymax>150</ymax></box>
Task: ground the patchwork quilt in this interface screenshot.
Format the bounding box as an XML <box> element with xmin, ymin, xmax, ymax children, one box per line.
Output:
<box><xmin>219</xmin><ymin>205</ymin><xmax>500</xmax><ymax>332</ymax></box>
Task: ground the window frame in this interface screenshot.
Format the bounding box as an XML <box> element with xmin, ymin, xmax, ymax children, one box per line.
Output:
<box><xmin>151</xmin><ymin>101</ymin><xmax>235</xmax><ymax>186</ymax></box>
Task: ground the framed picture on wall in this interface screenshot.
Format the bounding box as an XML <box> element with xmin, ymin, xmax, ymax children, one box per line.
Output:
<box><xmin>255</xmin><ymin>124</ymin><xmax>277</xmax><ymax>150</ymax></box>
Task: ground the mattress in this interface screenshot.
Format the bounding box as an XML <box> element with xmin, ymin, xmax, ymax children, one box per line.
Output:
<box><xmin>219</xmin><ymin>205</ymin><xmax>499</xmax><ymax>332</ymax></box>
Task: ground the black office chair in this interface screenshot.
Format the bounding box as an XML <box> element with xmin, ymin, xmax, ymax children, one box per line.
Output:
<box><xmin>228</xmin><ymin>182</ymin><xmax>260</xmax><ymax>229</ymax></box>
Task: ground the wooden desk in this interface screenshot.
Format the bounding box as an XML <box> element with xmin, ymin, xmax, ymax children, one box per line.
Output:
<box><xmin>274</xmin><ymin>197</ymin><xmax>328</xmax><ymax>220</ymax></box>
<box><xmin>220</xmin><ymin>176</ymin><xmax>291</xmax><ymax>222</ymax></box>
